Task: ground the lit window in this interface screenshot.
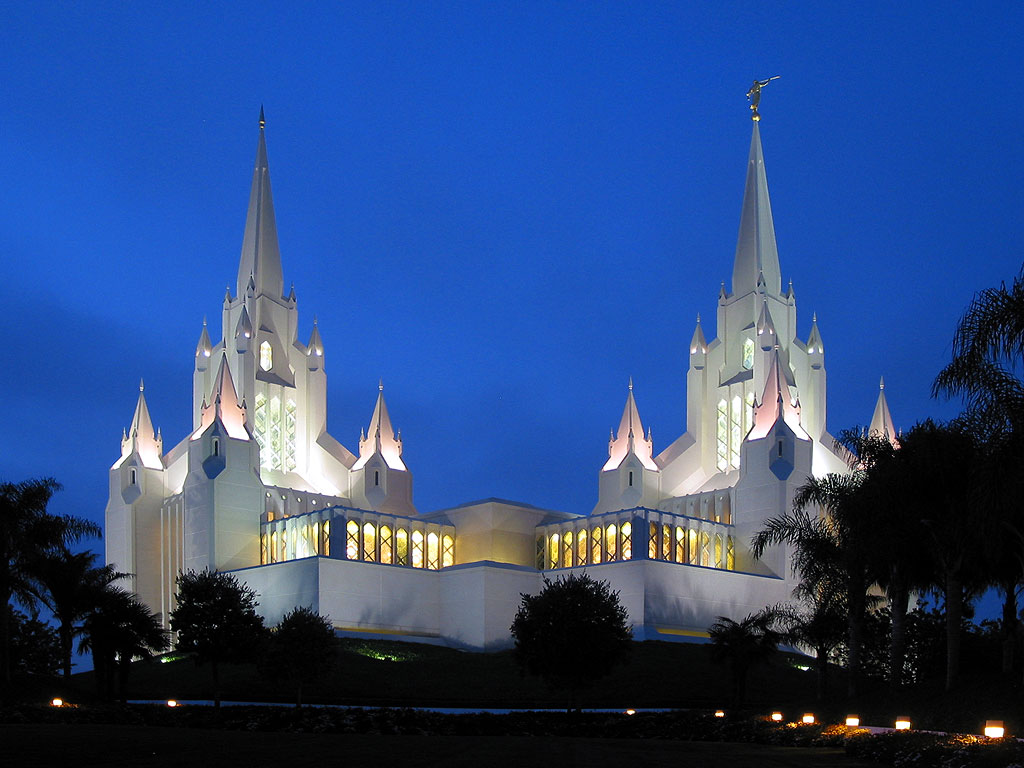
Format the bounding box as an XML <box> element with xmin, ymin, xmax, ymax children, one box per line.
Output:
<box><xmin>442</xmin><ymin>534</ymin><xmax>455</xmax><ymax>568</ymax></box>
<box><xmin>661</xmin><ymin>524</ymin><xmax>671</xmax><ymax>562</ymax></box>
<box><xmin>730</xmin><ymin>396</ymin><xmax>742</xmax><ymax>468</ymax></box>
<box><xmin>298</xmin><ymin>524</ymin><xmax>310</xmax><ymax>558</ymax></box>
<box><xmin>269</xmin><ymin>396</ymin><xmax>282</xmax><ymax>471</ymax></box>
<box><xmin>688</xmin><ymin>529</ymin><xmax>699</xmax><ymax>564</ymax></box>
<box><xmin>254</xmin><ymin>393</ymin><xmax>268</xmax><ymax>468</ymax></box>
<box><xmin>396</xmin><ymin>528</ymin><xmax>408</xmax><ymax>566</ymax></box>
<box><xmin>591</xmin><ymin>527</ymin><xmax>602</xmax><ymax>564</ymax></box>
<box><xmin>726</xmin><ymin>536</ymin><xmax>735</xmax><ymax>570</ymax></box>
<box><xmin>411</xmin><ymin>530</ymin><xmax>424</xmax><ymax>568</ymax></box>
<box><xmin>270</xmin><ymin>531</ymin><xmax>277</xmax><ymax>563</ymax></box>
<box><xmin>701</xmin><ymin>531</ymin><xmax>711</xmax><ymax>567</ymax></box>
<box><xmin>715</xmin><ymin>534</ymin><xmax>723</xmax><ymax>568</ymax></box>
<box><xmin>260</xmin><ymin>534</ymin><xmax>268</xmax><ymax>565</ymax></box>
<box><xmin>380</xmin><ymin>525</ymin><xmax>393</xmax><ymax>565</ymax></box>
<box><xmin>322</xmin><ymin>520</ymin><xmax>330</xmax><ymax>557</ymax></box>
<box><xmin>675</xmin><ymin>526</ymin><xmax>686</xmax><ymax>563</ymax></box>
<box><xmin>426</xmin><ymin>532</ymin><xmax>439</xmax><ymax>570</ymax></box>
<box><xmin>279</xmin><ymin>529</ymin><xmax>287</xmax><ymax>562</ymax></box>
<box><xmin>260</xmin><ymin>341</ymin><xmax>273</xmax><ymax>371</ymax></box>
<box><xmin>606</xmin><ymin>524</ymin><xmax>617</xmax><ymax>562</ymax></box>
<box><xmin>562</xmin><ymin>530</ymin><xmax>573</xmax><ymax>568</ymax></box>
<box><xmin>284</xmin><ymin>400</ymin><xmax>297</xmax><ymax>472</ymax></box>
<box><xmin>716</xmin><ymin>400</ymin><xmax>728</xmax><ymax>471</ymax></box>
<box><xmin>363</xmin><ymin>523</ymin><xmax>376</xmax><ymax>562</ymax></box>
<box><xmin>621</xmin><ymin>521</ymin><xmax>632</xmax><ymax>560</ymax></box>
<box><xmin>648</xmin><ymin>522</ymin><xmax>658</xmax><ymax>560</ymax></box>
<box><xmin>549</xmin><ymin>533</ymin><xmax>560</xmax><ymax>569</ymax></box>
<box><xmin>346</xmin><ymin>520</ymin><xmax>359</xmax><ymax>560</ymax></box>
<box><xmin>576</xmin><ymin>530</ymin><xmax>586</xmax><ymax>565</ymax></box>
<box><xmin>742</xmin><ymin>338</ymin><xmax>754</xmax><ymax>370</ymax></box>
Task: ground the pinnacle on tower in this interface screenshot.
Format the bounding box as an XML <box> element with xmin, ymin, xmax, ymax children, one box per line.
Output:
<box><xmin>191</xmin><ymin>355</ymin><xmax>249</xmax><ymax>440</ymax></box>
<box><xmin>603</xmin><ymin>380</ymin><xmax>658</xmax><ymax>471</ymax></box>
<box><xmin>237</xmin><ymin>109</ymin><xmax>284</xmax><ymax>300</ymax></box>
<box><xmin>115</xmin><ymin>381</ymin><xmax>163</xmax><ymax>469</ymax></box>
<box><xmin>353</xmin><ymin>382</ymin><xmax>407</xmax><ymax>471</ymax></box>
<box><xmin>732</xmin><ymin>121</ymin><xmax>782</xmax><ymax>298</ymax></box>
<box><xmin>689</xmin><ymin>314</ymin><xmax>707</xmax><ymax>355</ymax></box>
<box><xmin>869</xmin><ymin>377</ymin><xmax>898</xmax><ymax>446</ymax></box>
<box><xmin>748</xmin><ymin>347</ymin><xmax>808</xmax><ymax>441</ymax></box>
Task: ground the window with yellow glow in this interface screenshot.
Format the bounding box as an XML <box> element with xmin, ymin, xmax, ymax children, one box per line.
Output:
<box><xmin>576</xmin><ymin>531</ymin><xmax>586</xmax><ymax>565</ymax></box>
<box><xmin>675</xmin><ymin>526</ymin><xmax>686</xmax><ymax>563</ymax></box>
<box><xmin>590</xmin><ymin>527</ymin><xmax>602</xmax><ymax>564</ymax></box>
<box><xmin>714</xmin><ymin>534</ymin><xmax>723</xmax><ymax>568</ymax></box>
<box><xmin>279</xmin><ymin>529</ymin><xmax>287</xmax><ymax>562</ymax></box>
<box><xmin>261</xmin><ymin>534</ymin><xmax>268</xmax><ymax>565</ymax></box>
<box><xmin>269</xmin><ymin>395</ymin><xmax>283</xmax><ymax>471</ymax></box>
<box><xmin>346</xmin><ymin>520</ymin><xmax>359</xmax><ymax>560</ymax></box>
<box><xmin>730</xmin><ymin>395</ymin><xmax>742</xmax><ymax>468</ymax></box>
<box><xmin>426</xmin><ymin>532</ymin><xmax>440</xmax><ymax>570</ymax></box>
<box><xmin>411</xmin><ymin>530</ymin><xmax>424</xmax><ymax>568</ymax></box>
<box><xmin>648</xmin><ymin>522</ymin><xmax>658</xmax><ymax>559</ymax></box>
<box><xmin>260</xmin><ymin>341</ymin><xmax>273</xmax><ymax>371</ymax></box>
<box><xmin>661</xmin><ymin>524</ymin><xmax>671</xmax><ymax>562</ymax></box>
<box><xmin>322</xmin><ymin>520</ymin><xmax>330</xmax><ymax>557</ymax></box>
<box><xmin>254</xmin><ymin>393</ymin><xmax>268</xmax><ymax>468</ymax></box>
<box><xmin>701</xmin><ymin>531</ymin><xmax>711</xmax><ymax>567</ymax></box>
<box><xmin>380</xmin><ymin>525</ymin><xmax>393</xmax><ymax>564</ymax></box>
<box><xmin>689</xmin><ymin>529</ymin><xmax>698</xmax><ymax>564</ymax></box>
<box><xmin>606</xmin><ymin>524</ymin><xmax>617</xmax><ymax>562</ymax></box>
<box><xmin>396</xmin><ymin>528</ymin><xmax>408</xmax><ymax>566</ymax></box>
<box><xmin>284</xmin><ymin>399</ymin><xmax>297</xmax><ymax>472</ymax></box>
<box><xmin>549</xmin><ymin>533</ymin><xmax>560</xmax><ymax>569</ymax></box>
<box><xmin>270</xmin><ymin>531</ymin><xmax>278</xmax><ymax>563</ymax></box>
<box><xmin>299</xmin><ymin>524</ymin><xmax>310</xmax><ymax>558</ymax></box>
<box><xmin>716</xmin><ymin>400</ymin><xmax>729</xmax><ymax>471</ymax></box>
<box><xmin>442</xmin><ymin>534</ymin><xmax>455</xmax><ymax>567</ymax></box>
<box><xmin>727</xmin><ymin>536</ymin><xmax>735</xmax><ymax>570</ymax></box>
<box><xmin>362</xmin><ymin>522</ymin><xmax>377</xmax><ymax>562</ymax></box>
<box><xmin>621</xmin><ymin>522</ymin><xmax>632</xmax><ymax>560</ymax></box>
<box><xmin>562</xmin><ymin>530</ymin><xmax>573</xmax><ymax>568</ymax></box>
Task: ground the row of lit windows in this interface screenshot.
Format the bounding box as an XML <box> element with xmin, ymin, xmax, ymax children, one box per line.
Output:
<box><xmin>537</xmin><ymin>521</ymin><xmax>735</xmax><ymax>571</ymax></box>
<box><xmin>254</xmin><ymin>393</ymin><xmax>297</xmax><ymax>473</ymax></box>
<box><xmin>716</xmin><ymin>392</ymin><xmax>755</xmax><ymax>471</ymax></box>
<box><xmin>261</xmin><ymin>519</ymin><xmax>455</xmax><ymax>570</ymax></box>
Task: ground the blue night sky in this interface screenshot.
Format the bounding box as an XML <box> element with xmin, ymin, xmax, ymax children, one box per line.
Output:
<box><xmin>2</xmin><ymin>3</ymin><xmax>1022</xmax><ymax>616</ymax></box>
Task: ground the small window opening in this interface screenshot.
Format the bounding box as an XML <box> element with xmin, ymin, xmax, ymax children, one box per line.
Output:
<box><xmin>374</xmin><ymin>470</ymin><xmax>380</xmax><ymax>487</ymax></box>
<box><xmin>129</xmin><ymin>468</ymin><xmax>137</xmax><ymax>485</ymax></box>
<box><xmin>777</xmin><ymin>440</ymin><xmax>784</xmax><ymax>457</ymax></box>
<box><xmin>628</xmin><ymin>471</ymin><xmax>634</xmax><ymax>487</ymax></box>
<box><xmin>212</xmin><ymin>438</ymin><xmax>220</xmax><ymax>456</ymax></box>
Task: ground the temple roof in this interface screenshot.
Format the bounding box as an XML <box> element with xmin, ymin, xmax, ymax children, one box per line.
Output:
<box><xmin>732</xmin><ymin>122</ymin><xmax>782</xmax><ymax>298</ymax></box>
<box><xmin>237</xmin><ymin>109</ymin><xmax>284</xmax><ymax>300</ymax></box>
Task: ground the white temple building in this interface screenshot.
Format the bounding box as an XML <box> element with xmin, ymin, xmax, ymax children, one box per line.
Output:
<box><xmin>105</xmin><ymin>107</ymin><xmax>896</xmax><ymax>650</ymax></box>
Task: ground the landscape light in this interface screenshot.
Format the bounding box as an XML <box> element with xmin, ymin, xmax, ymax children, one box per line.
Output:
<box><xmin>714</xmin><ymin>710</ymin><xmax>725</xmax><ymax>718</ymax></box>
<box><xmin>50</xmin><ymin>698</ymin><xmax>63</xmax><ymax>707</ymax></box>
<box><xmin>166</xmin><ymin>700</ymin><xmax>178</xmax><ymax>708</ymax></box>
<box><xmin>624</xmin><ymin>709</ymin><xmax>636</xmax><ymax>716</ymax></box>
<box><xmin>771</xmin><ymin>712</ymin><xmax>783</xmax><ymax>722</ymax></box>
<box><xmin>984</xmin><ymin>720</ymin><xmax>1004</xmax><ymax>738</ymax></box>
<box><xmin>845</xmin><ymin>715</ymin><xmax>860</xmax><ymax>727</ymax></box>
<box><xmin>894</xmin><ymin>717</ymin><xmax>911</xmax><ymax>730</ymax></box>
<box><xmin>801</xmin><ymin>714</ymin><xmax>814</xmax><ymax>724</ymax></box>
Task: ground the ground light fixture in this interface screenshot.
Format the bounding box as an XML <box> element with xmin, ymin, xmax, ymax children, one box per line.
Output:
<box><xmin>166</xmin><ymin>700</ymin><xmax>178</xmax><ymax>708</ymax></box>
<box><xmin>984</xmin><ymin>720</ymin><xmax>1005</xmax><ymax>738</ymax></box>
<box><xmin>894</xmin><ymin>717</ymin><xmax>911</xmax><ymax>730</ymax></box>
<box><xmin>714</xmin><ymin>710</ymin><xmax>725</xmax><ymax>718</ymax></box>
<box><xmin>624</xmin><ymin>709</ymin><xmax>636</xmax><ymax>716</ymax></box>
<box><xmin>845</xmin><ymin>715</ymin><xmax>860</xmax><ymax>727</ymax></box>
<box><xmin>771</xmin><ymin>712</ymin><xmax>783</xmax><ymax>722</ymax></box>
<box><xmin>50</xmin><ymin>698</ymin><xmax>63</xmax><ymax>707</ymax></box>
<box><xmin>801</xmin><ymin>714</ymin><xmax>815</xmax><ymax>724</ymax></box>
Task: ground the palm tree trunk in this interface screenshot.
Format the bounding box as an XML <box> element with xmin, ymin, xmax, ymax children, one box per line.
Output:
<box><xmin>814</xmin><ymin>646</ymin><xmax>828</xmax><ymax>701</ymax></box>
<box><xmin>1000</xmin><ymin>579</ymin><xmax>1017</xmax><ymax>675</ymax></box>
<box><xmin>945</xmin><ymin>571</ymin><xmax>963</xmax><ymax>692</ymax></box>
<box><xmin>59</xmin><ymin>621</ymin><xmax>73</xmax><ymax>678</ymax></box>
<box><xmin>888</xmin><ymin>582</ymin><xmax>909</xmax><ymax>687</ymax></box>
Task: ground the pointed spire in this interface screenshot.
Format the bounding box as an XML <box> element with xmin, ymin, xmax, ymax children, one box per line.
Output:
<box><xmin>869</xmin><ymin>377</ymin><xmax>898</xmax><ymax>446</ymax></box>
<box><xmin>117</xmin><ymin>381</ymin><xmax>163</xmax><ymax>469</ymax></box>
<box><xmin>307</xmin><ymin>319</ymin><xmax>324</xmax><ymax>359</ymax></box>
<box><xmin>191</xmin><ymin>355</ymin><xmax>249</xmax><ymax>441</ymax></box>
<box><xmin>756</xmin><ymin>299</ymin><xmax>777</xmax><ymax>344</ymax></box>
<box><xmin>603</xmin><ymin>380</ymin><xmax>658</xmax><ymax>471</ymax></box>
<box><xmin>807</xmin><ymin>313</ymin><xmax>824</xmax><ymax>357</ymax></box>
<box><xmin>195</xmin><ymin>318</ymin><xmax>213</xmax><ymax>360</ymax></box>
<box><xmin>748</xmin><ymin>346</ymin><xmax>809</xmax><ymax>441</ymax></box>
<box><xmin>732</xmin><ymin>122</ymin><xmax>782</xmax><ymax>298</ymax></box>
<box><xmin>689</xmin><ymin>314</ymin><xmax>707</xmax><ymax>355</ymax></box>
<box><xmin>235</xmin><ymin>304</ymin><xmax>253</xmax><ymax>342</ymax></box>
<box><xmin>353</xmin><ymin>382</ymin><xmax>407</xmax><ymax>471</ymax></box>
<box><xmin>237</xmin><ymin>109</ymin><xmax>284</xmax><ymax>300</ymax></box>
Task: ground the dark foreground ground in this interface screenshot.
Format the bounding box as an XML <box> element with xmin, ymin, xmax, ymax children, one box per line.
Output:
<box><xmin>1</xmin><ymin>724</ymin><xmax>880</xmax><ymax>768</ymax></box>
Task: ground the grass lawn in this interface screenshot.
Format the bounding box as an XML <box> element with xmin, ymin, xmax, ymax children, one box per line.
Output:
<box><xmin>0</xmin><ymin>724</ymin><xmax>880</xmax><ymax>767</ymax></box>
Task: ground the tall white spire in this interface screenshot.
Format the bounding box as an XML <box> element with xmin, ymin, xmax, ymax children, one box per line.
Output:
<box><xmin>237</xmin><ymin>107</ymin><xmax>284</xmax><ymax>300</ymax></box>
<box><xmin>603</xmin><ymin>378</ymin><xmax>658</xmax><ymax>471</ymax></box>
<box><xmin>869</xmin><ymin>377</ymin><xmax>898</xmax><ymax>446</ymax></box>
<box><xmin>116</xmin><ymin>380</ymin><xmax>163</xmax><ymax>469</ymax></box>
<box><xmin>732</xmin><ymin>122</ymin><xmax>782</xmax><ymax>298</ymax></box>
<box><xmin>353</xmin><ymin>381</ymin><xmax>407</xmax><ymax>471</ymax></box>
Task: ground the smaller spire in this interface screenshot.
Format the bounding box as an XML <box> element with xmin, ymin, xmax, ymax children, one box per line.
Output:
<box><xmin>869</xmin><ymin>377</ymin><xmax>898</xmax><ymax>446</ymax></box>
<box><xmin>191</xmin><ymin>354</ymin><xmax>249</xmax><ymax>441</ymax></box>
<box><xmin>748</xmin><ymin>346</ymin><xmax>809</xmax><ymax>441</ymax></box>
<box><xmin>807</xmin><ymin>313</ymin><xmax>824</xmax><ymax>361</ymax></box>
<box><xmin>603</xmin><ymin>380</ymin><xmax>658</xmax><ymax>472</ymax></box>
<box><xmin>116</xmin><ymin>382</ymin><xmax>163</xmax><ymax>469</ymax></box>
<box><xmin>689</xmin><ymin>315</ymin><xmax>707</xmax><ymax>356</ymax></box>
<box><xmin>259</xmin><ymin>104</ymin><xmax>265</xmax><ymax>129</ymax></box>
<box><xmin>353</xmin><ymin>383</ymin><xmax>407</xmax><ymax>471</ymax></box>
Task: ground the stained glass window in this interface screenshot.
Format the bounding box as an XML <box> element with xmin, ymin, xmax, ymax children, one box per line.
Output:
<box><xmin>621</xmin><ymin>522</ymin><xmax>632</xmax><ymax>560</ymax></box>
<box><xmin>411</xmin><ymin>530</ymin><xmax>424</xmax><ymax>568</ymax></box>
<box><xmin>346</xmin><ymin>520</ymin><xmax>359</xmax><ymax>560</ymax></box>
<box><xmin>396</xmin><ymin>528</ymin><xmax>408</xmax><ymax>566</ymax></box>
<box><xmin>426</xmin><ymin>532</ymin><xmax>440</xmax><ymax>570</ymax></box>
<box><xmin>606</xmin><ymin>524</ymin><xmax>617</xmax><ymax>562</ymax></box>
<box><xmin>260</xmin><ymin>341</ymin><xmax>273</xmax><ymax>371</ymax></box>
<box><xmin>442</xmin><ymin>534</ymin><xmax>455</xmax><ymax>568</ymax></box>
<box><xmin>591</xmin><ymin>527</ymin><xmax>602</xmax><ymax>564</ymax></box>
<box><xmin>362</xmin><ymin>522</ymin><xmax>376</xmax><ymax>562</ymax></box>
<box><xmin>380</xmin><ymin>525</ymin><xmax>393</xmax><ymax>564</ymax></box>
<box><xmin>742</xmin><ymin>338</ymin><xmax>754</xmax><ymax>370</ymax></box>
<box><xmin>716</xmin><ymin>400</ymin><xmax>729</xmax><ymax>471</ymax></box>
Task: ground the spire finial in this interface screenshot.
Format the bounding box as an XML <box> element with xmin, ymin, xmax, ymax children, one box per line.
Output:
<box><xmin>879</xmin><ymin>376</ymin><xmax>885</xmax><ymax>391</ymax></box>
<box><xmin>378</xmin><ymin>378</ymin><xmax>384</xmax><ymax>392</ymax></box>
<box><xmin>812</xmin><ymin>311</ymin><xmax>817</xmax><ymax>323</ymax></box>
<box><xmin>628</xmin><ymin>376</ymin><xmax>633</xmax><ymax>391</ymax></box>
<box><xmin>139</xmin><ymin>378</ymin><xmax>145</xmax><ymax>392</ymax></box>
<box><xmin>259</xmin><ymin>105</ymin><xmax>265</xmax><ymax>129</ymax></box>
<box><xmin>696</xmin><ymin>312</ymin><xmax>701</xmax><ymax>323</ymax></box>
<box><xmin>746</xmin><ymin>76</ymin><xmax>780</xmax><ymax>121</ymax></box>
<box><xmin>202</xmin><ymin>316</ymin><xmax>208</xmax><ymax>327</ymax></box>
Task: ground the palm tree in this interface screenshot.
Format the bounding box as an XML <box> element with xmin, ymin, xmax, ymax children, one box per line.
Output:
<box><xmin>80</xmin><ymin>585</ymin><xmax>167</xmax><ymax>701</ymax></box>
<box><xmin>752</xmin><ymin>470</ymin><xmax>875</xmax><ymax>697</ymax></box>
<box><xmin>0</xmin><ymin>478</ymin><xmax>100</xmax><ymax>684</ymax></box>
<box><xmin>708</xmin><ymin>608</ymin><xmax>781</xmax><ymax>708</ymax></box>
<box><xmin>28</xmin><ymin>548</ymin><xmax>123</xmax><ymax>678</ymax></box>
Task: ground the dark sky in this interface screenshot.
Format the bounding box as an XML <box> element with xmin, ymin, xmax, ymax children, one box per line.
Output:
<box><xmin>2</xmin><ymin>3</ymin><xmax>1022</xmax><ymax>618</ymax></box>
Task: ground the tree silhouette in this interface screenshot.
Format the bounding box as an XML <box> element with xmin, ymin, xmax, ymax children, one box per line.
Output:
<box><xmin>170</xmin><ymin>569</ymin><xmax>266</xmax><ymax>707</ymax></box>
<box><xmin>0</xmin><ymin>478</ymin><xmax>100</xmax><ymax>684</ymax></box>
<box><xmin>80</xmin><ymin>585</ymin><xmax>167</xmax><ymax>701</ymax></box>
<box><xmin>510</xmin><ymin>572</ymin><xmax>631</xmax><ymax>711</ymax></box>
<box><xmin>262</xmin><ymin>606</ymin><xmax>337</xmax><ymax>707</ymax></box>
<box><xmin>709</xmin><ymin>609</ymin><xmax>781</xmax><ymax>708</ymax></box>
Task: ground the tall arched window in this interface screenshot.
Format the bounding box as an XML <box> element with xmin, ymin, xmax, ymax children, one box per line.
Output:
<box><xmin>590</xmin><ymin>527</ymin><xmax>602</xmax><ymax>564</ymax></box>
<box><xmin>661</xmin><ymin>524</ymin><xmax>671</xmax><ymax>562</ymax></box>
<box><xmin>260</xmin><ymin>341</ymin><xmax>273</xmax><ymax>371</ymax></box>
<box><xmin>716</xmin><ymin>400</ymin><xmax>729</xmax><ymax>471</ymax></box>
<box><xmin>576</xmin><ymin>531</ymin><xmax>586</xmax><ymax>565</ymax></box>
<box><xmin>714</xmin><ymin>534</ymin><xmax>723</xmax><ymax>568</ymax></box>
<box><xmin>396</xmin><ymin>528</ymin><xmax>408</xmax><ymax>566</ymax></box>
<box><xmin>648</xmin><ymin>522</ymin><xmax>658</xmax><ymax>560</ymax></box>
<box><xmin>346</xmin><ymin>520</ymin><xmax>359</xmax><ymax>560</ymax></box>
<box><xmin>411</xmin><ymin>530</ymin><xmax>424</xmax><ymax>568</ymax></box>
<box><xmin>380</xmin><ymin>525</ymin><xmax>393</xmax><ymax>564</ymax></box>
<box><xmin>442</xmin><ymin>534</ymin><xmax>455</xmax><ymax>568</ymax></box>
<box><xmin>701</xmin><ymin>531</ymin><xmax>711</xmax><ymax>567</ymax></box>
<box><xmin>688</xmin><ymin>529</ymin><xmax>698</xmax><ymax>564</ymax></box>
<box><xmin>322</xmin><ymin>520</ymin><xmax>330</xmax><ymax>557</ymax></box>
<box><xmin>727</xmin><ymin>536</ymin><xmax>736</xmax><ymax>570</ymax></box>
<box><xmin>675</xmin><ymin>526</ymin><xmax>686</xmax><ymax>563</ymax></box>
<box><xmin>261</xmin><ymin>534</ymin><xmax>268</xmax><ymax>565</ymax></box>
<box><xmin>549</xmin><ymin>533</ymin><xmax>560</xmax><ymax>569</ymax></box>
<box><xmin>270</xmin><ymin>531</ymin><xmax>277</xmax><ymax>563</ymax></box>
<box><xmin>605</xmin><ymin>524</ymin><xmax>618</xmax><ymax>562</ymax></box>
<box><xmin>562</xmin><ymin>530</ymin><xmax>573</xmax><ymax>567</ymax></box>
<box><xmin>620</xmin><ymin>522</ymin><xmax>632</xmax><ymax>560</ymax></box>
<box><xmin>742</xmin><ymin>338</ymin><xmax>755</xmax><ymax>370</ymax></box>
<box><xmin>426</xmin><ymin>532</ymin><xmax>440</xmax><ymax>570</ymax></box>
<box><xmin>362</xmin><ymin>522</ymin><xmax>376</xmax><ymax>562</ymax></box>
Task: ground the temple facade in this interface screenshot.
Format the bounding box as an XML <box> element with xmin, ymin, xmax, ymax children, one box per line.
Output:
<box><xmin>105</xmin><ymin>110</ymin><xmax>896</xmax><ymax>650</ymax></box>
